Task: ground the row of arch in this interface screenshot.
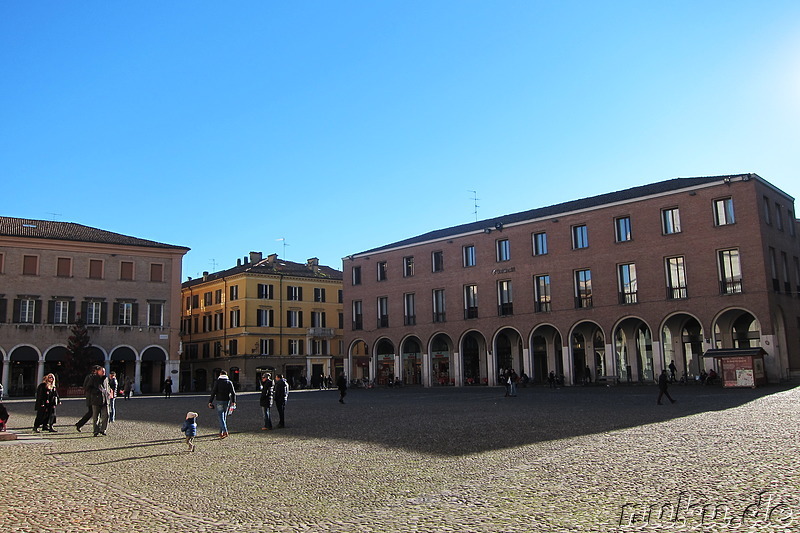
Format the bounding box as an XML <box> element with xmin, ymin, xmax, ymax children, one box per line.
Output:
<box><xmin>1</xmin><ymin>344</ymin><xmax>171</xmax><ymax>397</ymax></box>
<box><xmin>346</xmin><ymin>308</ymin><xmax>770</xmax><ymax>387</ymax></box>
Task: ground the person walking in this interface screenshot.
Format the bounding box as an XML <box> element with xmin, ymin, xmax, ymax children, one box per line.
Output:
<box><xmin>259</xmin><ymin>373</ymin><xmax>274</xmax><ymax>430</ymax></box>
<box><xmin>88</xmin><ymin>366</ymin><xmax>111</xmax><ymax>436</ymax></box>
<box><xmin>107</xmin><ymin>372</ymin><xmax>118</xmax><ymax>422</ymax></box>
<box><xmin>75</xmin><ymin>368</ymin><xmax>97</xmax><ymax>432</ymax></box>
<box><xmin>337</xmin><ymin>373</ymin><xmax>347</xmax><ymax>404</ymax></box>
<box><xmin>163</xmin><ymin>376</ymin><xmax>173</xmax><ymax>398</ymax></box>
<box><xmin>181</xmin><ymin>411</ymin><xmax>198</xmax><ymax>452</ymax></box>
<box><xmin>208</xmin><ymin>370</ymin><xmax>236</xmax><ymax>438</ymax></box>
<box><xmin>668</xmin><ymin>360</ymin><xmax>677</xmax><ymax>383</ymax></box>
<box><xmin>273</xmin><ymin>374</ymin><xmax>289</xmax><ymax>428</ymax></box>
<box><xmin>657</xmin><ymin>369</ymin><xmax>676</xmax><ymax>405</ymax></box>
<box><xmin>123</xmin><ymin>377</ymin><xmax>133</xmax><ymax>400</ymax></box>
<box><xmin>33</xmin><ymin>373</ymin><xmax>60</xmax><ymax>433</ymax></box>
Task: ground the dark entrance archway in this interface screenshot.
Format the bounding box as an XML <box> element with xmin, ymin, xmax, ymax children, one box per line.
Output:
<box><xmin>141</xmin><ymin>347</ymin><xmax>166</xmax><ymax>394</ymax></box>
<box><xmin>461</xmin><ymin>331</ymin><xmax>486</xmax><ymax>385</ymax></box>
<box><xmin>430</xmin><ymin>334</ymin><xmax>453</xmax><ymax>386</ymax></box>
<box><xmin>401</xmin><ymin>337</ymin><xmax>422</xmax><ymax>385</ymax></box>
<box><xmin>9</xmin><ymin>346</ymin><xmax>38</xmax><ymax>397</ymax></box>
<box><xmin>375</xmin><ymin>339</ymin><xmax>396</xmax><ymax>386</ymax></box>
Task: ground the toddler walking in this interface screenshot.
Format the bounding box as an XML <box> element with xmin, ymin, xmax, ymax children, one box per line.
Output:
<box><xmin>181</xmin><ymin>411</ymin><xmax>198</xmax><ymax>452</ymax></box>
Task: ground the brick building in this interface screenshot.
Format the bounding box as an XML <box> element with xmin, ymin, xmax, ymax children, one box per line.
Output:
<box><xmin>0</xmin><ymin>217</ymin><xmax>189</xmax><ymax>396</ymax></box>
<box><xmin>343</xmin><ymin>174</ymin><xmax>800</xmax><ymax>387</ymax></box>
<box><xmin>180</xmin><ymin>253</ymin><xmax>344</xmax><ymax>391</ymax></box>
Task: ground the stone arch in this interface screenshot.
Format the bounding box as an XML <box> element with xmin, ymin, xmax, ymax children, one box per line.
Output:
<box><xmin>529</xmin><ymin>323</ymin><xmax>563</xmax><ymax>384</ymax></box>
<box><xmin>567</xmin><ymin>321</ymin><xmax>606</xmax><ymax>385</ymax></box>
<box><xmin>612</xmin><ymin>316</ymin><xmax>655</xmax><ymax>383</ymax></box>
<box><xmin>348</xmin><ymin>339</ymin><xmax>370</xmax><ymax>382</ymax></box>
<box><xmin>492</xmin><ymin>327</ymin><xmax>524</xmax><ymax>384</ymax></box>
<box><xmin>660</xmin><ymin>312</ymin><xmax>705</xmax><ymax>381</ymax></box>
<box><xmin>428</xmin><ymin>333</ymin><xmax>454</xmax><ymax>386</ymax></box>
<box><xmin>374</xmin><ymin>338</ymin><xmax>396</xmax><ymax>386</ymax></box>
<box><xmin>459</xmin><ymin>329</ymin><xmax>488</xmax><ymax>385</ymax></box>
<box><xmin>400</xmin><ymin>335</ymin><xmax>423</xmax><ymax>385</ymax></box>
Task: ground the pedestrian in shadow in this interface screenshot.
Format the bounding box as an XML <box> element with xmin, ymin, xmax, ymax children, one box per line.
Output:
<box><xmin>657</xmin><ymin>369</ymin><xmax>676</xmax><ymax>405</ymax></box>
<box><xmin>337</xmin><ymin>373</ymin><xmax>347</xmax><ymax>404</ymax></box>
<box><xmin>259</xmin><ymin>373</ymin><xmax>274</xmax><ymax>430</ymax></box>
<box><xmin>208</xmin><ymin>370</ymin><xmax>236</xmax><ymax>439</ymax></box>
<box><xmin>274</xmin><ymin>374</ymin><xmax>289</xmax><ymax>428</ymax></box>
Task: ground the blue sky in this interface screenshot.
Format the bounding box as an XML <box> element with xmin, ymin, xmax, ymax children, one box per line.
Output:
<box><xmin>2</xmin><ymin>2</ymin><xmax>799</xmax><ymax>279</ymax></box>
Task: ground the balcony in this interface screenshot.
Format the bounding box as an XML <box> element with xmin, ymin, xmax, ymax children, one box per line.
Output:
<box><xmin>308</xmin><ymin>327</ymin><xmax>335</xmax><ymax>338</ymax></box>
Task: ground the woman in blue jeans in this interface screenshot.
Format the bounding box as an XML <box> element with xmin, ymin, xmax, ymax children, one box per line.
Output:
<box><xmin>207</xmin><ymin>370</ymin><xmax>236</xmax><ymax>438</ymax></box>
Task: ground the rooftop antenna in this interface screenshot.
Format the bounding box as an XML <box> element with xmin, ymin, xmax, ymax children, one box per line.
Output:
<box><xmin>209</xmin><ymin>259</ymin><xmax>218</xmax><ymax>271</ymax></box>
<box><xmin>48</xmin><ymin>212</ymin><xmax>62</xmax><ymax>221</ymax></box>
<box><xmin>468</xmin><ymin>190</ymin><xmax>479</xmax><ymax>222</ymax></box>
<box><xmin>276</xmin><ymin>237</ymin><xmax>289</xmax><ymax>258</ymax></box>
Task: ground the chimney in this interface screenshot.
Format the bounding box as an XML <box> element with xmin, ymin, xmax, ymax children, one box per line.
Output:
<box><xmin>307</xmin><ymin>257</ymin><xmax>319</xmax><ymax>273</ymax></box>
<box><xmin>243</xmin><ymin>255</ymin><xmax>249</xmax><ymax>264</ymax></box>
<box><xmin>237</xmin><ymin>258</ymin><xmax>242</xmax><ymax>267</ymax></box>
<box><xmin>267</xmin><ymin>253</ymin><xmax>278</xmax><ymax>264</ymax></box>
<box><xmin>249</xmin><ymin>251</ymin><xmax>263</xmax><ymax>264</ymax></box>
<box><xmin>203</xmin><ymin>271</ymin><xmax>209</xmax><ymax>281</ymax></box>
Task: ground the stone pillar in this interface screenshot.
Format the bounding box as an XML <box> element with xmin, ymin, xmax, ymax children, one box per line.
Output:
<box><xmin>166</xmin><ymin>358</ymin><xmax>180</xmax><ymax>394</ymax></box>
<box><xmin>522</xmin><ymin>347</ymin><xmax>531</xmax><ymax>380</ymax></box>
<box><xmin>1</xmin><ymin>359</ymin><xmax>9</xmax><ymax>398</ymax></box>
<box><xmin>605</xmin><ymin>342</ymin><xmax>615</xmax><ymax>379</ymax></box>
<box><xmin>422</xmin><ymin>352</ymin><xmax>431</xmax><ymax>387</ymax></box>
<box><xmin>36</xmin><ymin>358</ymin><xmax>45</xmax><ymax>386</ymax></box>
<box><xmin>652</xmin><ymin>340</ymin><xmax>664</xmax><ymax>376</ymax></box>
<box><xmin>134</xmin><ymin>358</ymin><xmax>142</xmax><ymax>395</ymax></box>
<box><xmin>452</xmin><ymin>351</ymin><xmax>462</xmax><ymax>386</ymax></box>
<box><xmin>562</xmin><ymin>343</ymin><xmax>573</xmax><ymax>385</ymax></box>
<box><xmin>487</xmin><ymin>350</ymin><xmax>497</xmax><ymax>386</ymax></box>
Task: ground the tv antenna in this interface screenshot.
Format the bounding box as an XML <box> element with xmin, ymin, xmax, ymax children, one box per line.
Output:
<box><xmin>276</xmin><ymin>237</ymin><xmax>289</xmax><ymax>257</ymax></box>
<box><xmin>209</xmin><ymin>259</ymin><xmax>218</xmax><ymax>271</ymax></box>
<box><xmin>468</xmin><ymin>190</ymin><xmax>480</xmax><ymax>222</ymax></box>
<box><xmin>48</xmin><ymin>212</ymin><xmax>62</xmax><ymax>221</ymax></box>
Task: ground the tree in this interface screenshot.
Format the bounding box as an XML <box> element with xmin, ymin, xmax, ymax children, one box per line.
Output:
<box><xmin>63</xmin><ymin>313</ymin><xmax>93</xmax><ymax>386</ymax></box>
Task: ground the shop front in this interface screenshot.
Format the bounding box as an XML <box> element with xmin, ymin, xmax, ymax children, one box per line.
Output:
<box><xmin>432</xmin><ymin>351</ymin><xmax>450</xmax><ymax>386</ymax></box>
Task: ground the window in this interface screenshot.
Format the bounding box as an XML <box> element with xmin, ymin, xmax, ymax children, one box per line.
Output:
<box><xmin>191</xmin><ymin>295</ymin><xmax>199</xmax><ymax>309</ymax></box>
<box><xmin>203</xmin><ymin>315</ymin><xmax>212</xmax><ymax>332</ymax></box>
<box><xmin>228</xmin><ymin>339</ymin><xmax>238</xmax><ymax>356</ymax></box>
<box><xmin>338</xmin><ymin>289</ymin><xmax>343</xmax><ymax>303</ymax></box>
<box><xmin>496</xmin><ymin>239</ymin><xmax>511</xmax><ymax>262</ymax></box>
<box><xmin>618</xmin><ymin>263</ymin><xmax>638</xmax><ymax>304</ymax></box>
<box><xmin>287</xmin><ymin>286</ymin><xmax>302</xmax><ymax>301</ymax></box>
<box><xmin>257</xmin><ymin>284</ymin><xmax>272</xmax><ymax>299</ymax></box>
<box><xmin>463</xmin><ymin>245</ymin><xmax>476</xmax><ymax>267</ymax></box>
<box><xmin>23</xmin><ymin>255</ymin><xmax>38</xmax><ymax>275</ymax></box>
<box><xmin>534</xmin><ymin>275</ymin><xmax>551</xmax><ymax>312</ymax></box>
<box><xmin>288</xmin><ymin>339</ymin><xmax>304</xmax><ymax>356</ymax></box>
<box><xmin>782</xmin><ymin>252</ymin><xmax>790</xmax><ymax>293</ymax></box>
<box><xmin>665</xmin><ymin>257</ymin><xmax>687</xmax><ymax>299</ymax></box>
<box><xmin>86</xmin><ymin>301</ymin><xmax>103</xmax><ymax>325</ymax></box>
<box><xmin>432</xmin><ymin>289</ymin><xmax>446</xmax><ymax>322</ymax></box>
<box><xmin>713</xmin><ymin>198</ymin><xmax>735</xmax><ymax>226</ymax></box>
<box><xmin>52</xmin><ymin>300</ymin><xmax>70</xmax><ymax>324</ymax></box>
<box><xmin>230</xmin><ymin>308</ymin><xmax>241</xmax><ymax>328</ymax></box>
<box><xmin>120</xmin><ymin>261</ymin><xmax>134</xmax><ymax>281</ymax></box>
<box><xmin>229</xmin><ymin>285</ymin><xmax>239</xmax><ymax>301</ymax></box>
<box><xmin>150</xmin><ymin>263</ymin><xmax>164</xmax><ymax>282</ymax></box>
<box><xmin>260</xmin><ymin>339</ymin><xmax>274</xmax><ymax>355</ymax></box>
<box><xmin>148</xmin><ymin>302</ymin><xmax>164</xmax><ymax>326</ymax></box>
<box><xmin>214</xmin><ymin>312</ymin><xmax>224</xmax><ymax>330</ymax></box>
<box><xmin>574</xmin><ymin>269</ymin><xmax>592</xmax><ymax>308</ymax></box>
<box><xmin>789</xmin><ymin>211</ymin><xmax>796</xmax><ymax>237</ymax></box>
<box><xmin>311</xmin><ymin>311</ymin><xmax>326</xmax><ymax>328</ymax></box>
<box><xmin>432</xmin><ymin>251</ymin><xmax>444</xmax><ymax>272</ymax></box>
<box><xmin>352</xmin><ymin>300</ymin><xmax>363</xmax><ymax>330</ymax></box>
<box><xmin>795</xmin><ymin>257</ymin><xmax>800</xmax><ymax>296</ymax></box>
<box><xmin>404</xmin><ymin>293</ymin><xmax>416</xmax><ymax>325</ymax></box>
<box><xmin>19</xmin><ymin>298</ymin><xmax>37</xmax><ymax>323</ymax></box>
<box><xmin>615</xmin><ymin>217</ymin><xmax>632</xmax><ymax>242</ymax></box>
<box><xmin>257</xmin><ymin>309</ymin><xmax>273</xmax><ymax>327</ymax></box>
<box><xmin>286</xmin><ymin>310</ymin><xmax>303</xmax><ymax>328</ymax></box>
<box><xmin>56</xmin><ymin>257</ymin><xmax>72</xmax><ymax>277</ymax></box>
<box><xmin>464</xmin><ymin>285</ymin><xmax>478</xmax><ymax>319</ymax></box>
<box><xmin>763</xmin><ymin>197</ymin><xmax>772</xmax><ymax>225</ymax></box>
<box><xmin>311</xmin><ymin>339</ymin><xmax>327</xmax><ymax>356</ymax></box>
<box><xmin>313</xmin><ymin>287</ymin><xmax>326</xmax><ymax>302</ymax></box>
<box><xmin>88</xmin><ymin>259</ymin><xmax>103</xmax><ymax>279</ymax></box>
<box><xmin>497</xmin><ymin>280</ymin><xmax>513</xmax><ymax>316</ymax></box>
<box><xmin>352</xmin><ymin>266</ymin><xmax>362</xmax><ymax>285</ymax></box>
<box><xmin>572</xmin><ymin>225</ymin><xmax>589</xmax><ymax>249</ymax></box>
<box><xmin>377</xmin><ymin>297</ymin><xmax>388</xmax><ymax>328</ymax></box>
<box><xmin>662</xmin><ymin>208</ymin><xmax>681</xmax><ymax>234</ymax></box>
<box><xmin>118</xmin><ymin>302</ymin><xmax>134</xmax><ymax>326</ymax></box>
<box><xmin>769</xmin><ymin>247</ymin><xmax>779</xmax><ymax>291</ymax></box>
<box><xmin>533</xmin><ymin>232</ymin><xmax>548</xmax><ymax>256</ymax></box>
<box><xmin>214</xmin><ymin>289</ymin><xmax>223</xmax><ymax>304</ymax></box>
<box><xmin>377</xmin><ymin>261</ymin><xmax>388</xmax><ymax>281</ymax></box>
<box><xmin>338</xmin><ymin>312</ymin><xmax>344</xmax><ymax>329</ymax></box>
<box><xmin>719</xmin><ymin>249</ymin><xmax>742</xmax><ymax>294</ymax></box>
<box><xmin>775</xmin><ymin>203</ymin><xmax>784</xmax><ymax>231</ymax></box>
<box><xmin>403</xmin><ymin>256</ymin><xmax>415</xmax><ymax>277</ymax></box>
<box><xmin>203</xmin><ymin>292</ymin><xmax>213</xmax><ymax>306</ymax></box>
<box><xmin>0</xmin><ymin>252</ymin><xmax>4</xmax><ymax>274</ymax></box>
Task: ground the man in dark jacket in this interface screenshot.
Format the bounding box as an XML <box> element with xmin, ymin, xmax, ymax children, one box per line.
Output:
<box><xmin>337</xmin><ymin>374</ymin><xmax>347</xmax><ymax>404</ymax></box>
<box><xmin>87</xmin><ymin>366</ymin><xmax>111</xmax><ymax>436</ymax></box>
<box><xmin>259</xmin><ymin>373</ymin><xmax>274</xmax><ymax>430</ymax></box>
<box><xmin>657</xmin><ymin>369</ymin><xmax>676</xmax><ymax>405</ymax></box>
<box><xmin>208</xmin><ymin>371</ymin><xmax>236</xmax><ymax>438</ymax></box>
<box><xmin>273</xmin><ymin>374</ymin><xmax>289</xmax><ymax>428</ymax></box>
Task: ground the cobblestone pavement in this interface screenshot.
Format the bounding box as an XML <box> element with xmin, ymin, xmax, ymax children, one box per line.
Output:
<box><xmin>1</xmin><ymin>383</ymin><xmax>799</xmax><ymax>532</ymax></box>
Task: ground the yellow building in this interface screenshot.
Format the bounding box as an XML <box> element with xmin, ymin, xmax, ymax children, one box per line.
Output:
<box><xmin>180</xmin><ymin>252</ymin><xmax>344</xmax><ymax>391</ymax></box>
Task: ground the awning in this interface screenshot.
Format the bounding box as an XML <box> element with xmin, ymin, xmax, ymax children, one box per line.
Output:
<box><xmin>703</xmin><ymin>348</ymin><xmax>767</xmax><ymax>358</ymax></box>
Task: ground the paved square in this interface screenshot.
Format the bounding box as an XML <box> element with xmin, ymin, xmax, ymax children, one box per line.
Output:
<box><xmin>2</xmin><ymin>384</ymin><xmax>799</xmax><ymax>532</ymax></box>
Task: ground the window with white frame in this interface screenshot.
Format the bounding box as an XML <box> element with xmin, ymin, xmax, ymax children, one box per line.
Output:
<box><xmin>287</xmin><ymin>285</ymin><xmax>302</xmax><ymax>301</ymax></box>
<box><xmin>258</xmin><ymin>284</ymin><xmax>274</xmax><ymax>299</ymax></box>
<box><xmin>403</xmin><ymin>256</ymin><xmax>415</xmax><ymax>277</ymax></box>
<box><xmin>404</xmin><ymin>293</ymin><xmax>416</xmax><ymax>325</ymax></box>
<box><xmin>775</xmin><ymin>202</ymin><xmax>784</xmax><ymax>231</ymax></box>
<box><xmin>533</xmin><ymin>232</ymin><xmax>548</xmax><ymax>256</ymax></box>
<box><xmin>432</xmin><ymin>289</ymin><xmax>446</xmax><ymax>322</ymax></box>
<box><xmin>377</xmin><ymin>297</ymin><xmax>388</xmax><ymax>328</ymax></box>
<box><xmin>53</xmin><ymin>300</ymin><xmax>70</xmax><ymax>324</ymax></box>
<box><xmin>718</xmin><ymin>249</ymin><xmax>742</xmax><ymax>294</ymax></box>
<box><xmin>19</xmin><ymin>298</ymin><xmax>36</xmax><ymax>323</ymax></box>
<box><xmin>352</xmin><ymin>300</ymin><xmax>363</xmax><ymax>330</ymax></box>
<box><xmin>713</xmin><ymin>198</ymin><xmax>735</xmax><ymax>226</ymax></box>
<box><xmin>463</xmin><ymin>245</ymin><xmax>476</xmax><ymax>267</ymax></box>
<box><xmin>534</xmin><ymin>275</ymin><xmax>551</xmax><ymax>312</ymax></box>
<box><xmin>229</xmin><ymin>285</ymin><xmax>239</xmax><ymax>301</ymax></box>
<box><xmin>662</xmin><ymin>208</ymin><xmax>681</xmax><ymax>234</ymax></box>
<box><xmin>763</xmin><ymin>196</ymin><xmax>771</xmax><ymax>225</ymax></box>
<box><xmin>574</xmin><ymin>269</ymin><xmax>592</xmax><ymax>308</ymax></box>
<box><xmin>311</xmin><ymin>311</ymin><xmax>326</xmax><ymax>328</ymax></box>
<box><xmin>288</xmin><ymin>339</ymin><xmax>304</xmax><ymax>355</ymax></box>
<box><xmin>230</xmin><ymin>308</ymin><xmax>241</xmax><ymax>328</ymax></box>
<box><xmin>86</xmin><ymin>301</ymin><xmax>103</xmax><ymax>325</ymax></box>
<box><xmin>313</xmin><ymin>287</ymin><xmax>326</xmax><ymax>302</ymax></box>
<box><xmin>618</xmin><ymin>263</ymin><xmax>638</xmax><ymax>304</ymax></box>
<box><xmin>432</xmin><ymin>251</ymin><xmax>444</xmax><ymax>272</ymax></box>
<box><xmin>260</xmin><ymin>338</ymin><xmax>274</xmax><ymax>355</ymax></box>
<box><xmin>118</xmin><ymin>302</ymin><xmax>133</xmax><ymax>326</ymax></box>
<box><xmin>497</xmin><ymin>280</ymin><xmax>513</xmax><ymax>316</ymax></box>
<box><xmin>665</xmin><ymin>256</ymin><xmax>687</xmax><ymax>299</ymax></box>
<box><xmin>377</xmin><ymin>261</ymin><xmax>388</xmax><ymax>281</ymax></box>
<box><xmin>287</xmin><ymin>310</ymin><xmax>302</xmax><ymax>328</ymax></box>
<box><xmin>496</xmin><ymin>239</ymin><xmax>510</xmax><ymax>262</ymax></box>
<box><xmin>257</xmin><ymin>308</ymin><xmax>273</xmax><ymax>327</ymax></box>
<box><xmin>464</xmin><ymin>284</ymin><xmax>478</xmax><ymax>319</ymax></box>
<box><xmin>352</xmin><ymin>266</ymin><xmax>362</xmax><ymax>285</ymax></box>
<box><xmin>615</xmin><ymin>217</ymin><xmax>632</xmax><ymax>242</ymax></box>
<box><xmin>572</xmin><ymin>225</ymin><xmax>589</xmax><ymax>249</ymax></box>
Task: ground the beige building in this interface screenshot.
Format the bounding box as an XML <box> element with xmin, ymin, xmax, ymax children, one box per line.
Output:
<box><xmin>0</xmin><ymin>217</ymin><xmax>189</xmax><ymax>396</ymax></box>
<box><xmin>180</xmin><ymin>253</ymin><xmax>344</xmax><ymax>391</ymax></box>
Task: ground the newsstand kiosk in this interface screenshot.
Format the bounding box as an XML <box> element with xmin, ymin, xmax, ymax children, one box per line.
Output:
<box><xmin>702</xmin><ymin>348</ymin><xmax>767</xmax><ymax>388</ymax></box>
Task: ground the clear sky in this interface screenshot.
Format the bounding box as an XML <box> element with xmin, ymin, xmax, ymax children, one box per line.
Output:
<box><xmin>2</xmin><ymin>2</ymin><xmax>799</xmax><ymax>280</ymax></box>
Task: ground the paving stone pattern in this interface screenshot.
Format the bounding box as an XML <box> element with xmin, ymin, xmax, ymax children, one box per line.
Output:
<box><xmin>1</xmin><ymin>384</ymin><xmax>799</xmax><ymax>532</ymax></box>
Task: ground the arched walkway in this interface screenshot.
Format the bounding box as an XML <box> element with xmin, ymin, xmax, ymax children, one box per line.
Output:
<box><xmin>613</xmin><ymin>318</ymin><xmax>655</xmax><ymax>383</ymax></box>
<box><xmin>461</xmin><ymin>331</ymin><xmax>487</xmax><ymax>385</ymax></box>
<box><xmin>400</xmin><ymin>336</ymin><xmax>422</xmax><ymax>385</ymax></box>
<box><xmin>430</xmin><ymin>333</ymin><xmax>453</xmax><ymax>386</ymax></box>
<box><xmin>375</xmin><ymin>338</ymin><xmax>396</xmax><ymax>386</ymax></box>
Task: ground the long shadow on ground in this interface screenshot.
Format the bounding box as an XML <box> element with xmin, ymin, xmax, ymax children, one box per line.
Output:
<box><xmin>4</xmin><ymin>383</ymin><xmax>795</xmax><ymax>456</ymax></box>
